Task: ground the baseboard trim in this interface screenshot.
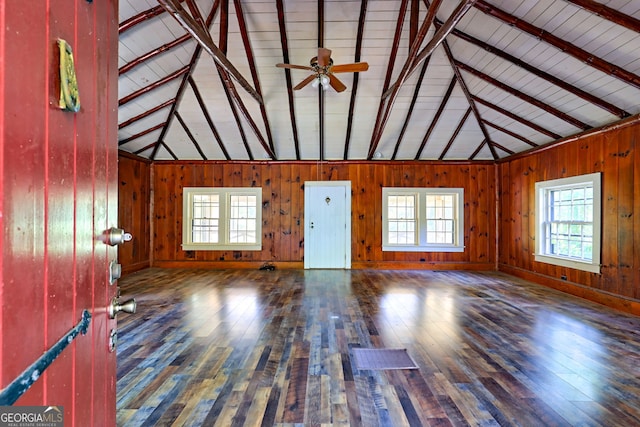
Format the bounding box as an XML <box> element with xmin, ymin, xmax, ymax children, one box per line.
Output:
<box><xmin>122</xmin><ymin>261</ymin><xmax>150</xmax><ymax>275</ymax></box>
<box><xmin>499</xmin><ymin>264</ymin><xmax>640</xmax><ymax>316</ymax></box>
<box><xmin>351</xmin><ymin>261</ymin><xmax>495</xmax><ymax>270</ymax></box>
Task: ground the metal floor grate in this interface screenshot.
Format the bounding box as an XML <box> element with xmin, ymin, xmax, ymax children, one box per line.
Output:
<box><xmin>352</xmin><ymin>348</ymin><xmax>418</xmax><ymax>370</ymax></box>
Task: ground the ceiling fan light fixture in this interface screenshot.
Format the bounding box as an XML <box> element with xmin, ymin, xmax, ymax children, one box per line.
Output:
<box><xmin>312</xmin><ymin>74</ymin><xmax>330</xmax><ymax>90</ymax></box>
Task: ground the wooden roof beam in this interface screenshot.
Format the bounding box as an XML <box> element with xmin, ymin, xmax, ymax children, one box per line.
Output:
<box><xmin>440</xmin><ymin>38</ymin><xmax>499</xmax><ymax>160</ymax></box>
<box><xmin>174</xmin><ymin>111</ymin><xmax>207</xmax><ymax>160</ymax></box>
<box><xmin>343</xmin><ymin>0</ymin><xmax>368</xmax><ymax>160</ymax></box>
<box><xmin>439</xmin><ymin>107</ymin><xmax>472</xmax><ymax>160</ymax></box>
<box><xmin>566</xmin><ymin>0</ymin><xmax>640</xmax><ymax>33</ymax></box>
<box><xmin>233</xmin><ymin>0</ymin><xmax>276</xmax><ymax>154</ymax></box>
<box><xmin>391</xmin><ymin>58</ymin><xmax>431</xmax><ymax>160</ymax></box>
<box><xmin>118</xmin><ymin>99</ymin><xmax>175</xmax><ymax>130</ymax></box>
<box><xmin>474</xmin><ymin>0</ymin><xmax>640</xmax><ymax>90</ymax></box>
<box><xmin>158</xmin><ymin>0</ymin><xmax>264</xmax><ymax>104</ymax></box>
<box><xmin>382</xmin><ymin>0</ymin><xmax>444</xmax><ymax>100</ymax></box>
<box><xmin>482</xmin><ymin>119</ymin><xmax>538</xmax><ymax>148</ymax></box>
<box><xmin>275</xmin><ymin>0</ymin><xmax>301</xmax><ymax>160</ymax></box>
<box><xmin>118</xmin><ymin>66</ymin><xmax>189</xmax><ymax>106</ymax></box>
<box><xmin>119</xmin><ymin>1</ymin><xmax>185</xmax><ymax>34</ymax></box>
<box><xmin>150</xmin><ymin>0</ymin><xmax>220</xmax><ymax>160</ymax></box>
<box><xmin>455</xmin><ymin>60</ymin><xmax>592</xmax><ymax>131</ymax></box>
<box><xmin>119</xmin><ymin>34</ymin><xmax>191</xmax><ymax>75</ymax></box>
<box><xmin>447</xmin><ymin>26</ymin><xmax>630</xmax><ymax>119</ymax></box>
<box><xmin>472</xmin><ymin>95</ymin><xmax>562</xmax><ymax>140</ymax></box>
<box><xmin>188</xmin><ymin>76</ymin><xmax>230</xmax><ymax>160</ymax></box>
<box><xmin>366</xmin><ymin>0</ymin><xmax>410</xmax><ymax>159</ymax></box>
<box><xmin>118</xmin><ymin>123</ymin><xmax>165</xmax><ymax>147</ymax></box>
<box><xmin>414</xmin><ymin>76</ymin><xmax>457</xmax><ymax>159</ymax></box>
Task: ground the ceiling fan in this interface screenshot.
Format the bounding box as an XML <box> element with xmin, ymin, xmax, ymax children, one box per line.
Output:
<box><xmin>276</xmin><ymin>47</ymin><xmax>369</xmax><ymax>93</ymax></box>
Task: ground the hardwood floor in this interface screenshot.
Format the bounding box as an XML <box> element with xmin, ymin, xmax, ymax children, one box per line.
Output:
<box><xmin>116</xmin><ymin>269</ymin><xmax>640</xmax><ymax>426</ymax></box>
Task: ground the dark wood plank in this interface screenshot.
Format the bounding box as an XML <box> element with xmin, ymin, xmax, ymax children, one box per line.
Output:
<box><xmin>117</xmin><ymin>268</ymin><xmax>640</xmax><ymax>425</ymax></box>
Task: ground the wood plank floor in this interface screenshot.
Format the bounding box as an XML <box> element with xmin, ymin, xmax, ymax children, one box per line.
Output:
<box><xmin>116</xmin><ymin>269</ymin><xmax>640</xmax><ymax>426</ymax></box>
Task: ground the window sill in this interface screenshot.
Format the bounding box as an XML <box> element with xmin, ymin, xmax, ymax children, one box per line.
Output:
<box><xmin>534</xmin><ymin>254</ymin><xmax>600</xmax><ymax>274</ymax></box>
<box><xmin>382</xmin><ymin>245</ymin><xmax>465</xmax><ymax>253</ymax></box>
<box><xmin>182</xmin><ymin>243</ymin><xmax>262</xmax><ymax>251</ymax></box>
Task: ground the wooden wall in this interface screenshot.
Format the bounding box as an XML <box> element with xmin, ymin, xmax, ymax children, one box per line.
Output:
<box><xmin>498</xmin><ymin>118</ymin><xmax>640</xmax><ymax>314</ymax></box>
<box><xmin>150</xmin><ymin>161</ymin><xmax>497</xmax><ymax>269</ymax></box>
<box><xmin>118</xmin><ymin>152</ymin><xmax>152</xmax><ymax>273</ymax></box>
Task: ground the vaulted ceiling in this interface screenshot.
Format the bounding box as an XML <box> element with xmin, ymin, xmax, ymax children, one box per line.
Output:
<box><xmin>117</xmin><ymin>0</ymin><xmax>640</xmax><ymax>161</ymax></box>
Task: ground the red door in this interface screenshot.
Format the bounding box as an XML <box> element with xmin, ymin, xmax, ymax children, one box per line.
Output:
<box><xmin>1</xmin><ymin>1</ymin><xmax>119</xmax><ymax>425</ymax></box>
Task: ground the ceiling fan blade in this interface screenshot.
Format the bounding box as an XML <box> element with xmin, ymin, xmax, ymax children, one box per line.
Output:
<box><xmin>293</xmin><ymin>74</ymin><xmax>317</xmax><ymax>90</ymax></box>
<box><xmin>330</xmin><ymin>62</ymin><xmax>369</xmax><ymax>73</ymax></box>
<box><xmin>276</xmin><ymin>63</ymin><xmax>314</xmax><ymax>71</ymax></box>
<box><xmin>328</xmin><ymin>74</ymin><xmax>347</xmax><ymax>92</ymax></box>
<box><xmin>317</xmin><ymin>48</ymin><xmax>332</xmax><ymax>67</ymax></box>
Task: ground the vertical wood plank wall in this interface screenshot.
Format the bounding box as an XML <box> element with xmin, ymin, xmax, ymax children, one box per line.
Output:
<box><xmin>118</xmin><ymin>153</ymin><xmax>152</xmax><ymax>273</ymax></box>
<box><xmin>144</xmin><ymin>161</ymin><xmax>497</xmax><ymax>270</ymax></box>
<box><xmin>498</xmin><ymin>120</ymin><xmax>640</xmax><ymax>312</ymax></box>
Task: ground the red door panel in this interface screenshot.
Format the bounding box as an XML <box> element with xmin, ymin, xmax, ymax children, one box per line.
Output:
<box><xmin>1</xmin><ymin>2</ymin><xmax>119</xmax><ymax>426</ymax></box>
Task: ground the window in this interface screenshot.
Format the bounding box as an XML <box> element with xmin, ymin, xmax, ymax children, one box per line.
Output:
<box><xmin>382</xmin><ymin>188</ymin><xmax>464</xmax><ymax>252</ymax></box>
<box><xmin>535</xmin><ymin>173</ymin><xmax>601</xmax><ymax>273</ymax></box>
<box><xmin>182</xmin><ymin>187</ymin><xmax>262</xmax><ymax>250</ymax></box>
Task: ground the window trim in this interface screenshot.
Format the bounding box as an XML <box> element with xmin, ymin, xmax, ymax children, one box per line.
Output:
<box><xmin>182</xmin><ymin>187</ymin><xmax>262</xmax><ymax>251</ymax></box>
<box><xmin>382</xmin><ymin>187</ymin><xmax>464</xmax><ymax>252</ymax></box>
<box><xmin>534</xmin><ymin>173</ymin><xmax>601</xmax><ymax>273</ymax></box>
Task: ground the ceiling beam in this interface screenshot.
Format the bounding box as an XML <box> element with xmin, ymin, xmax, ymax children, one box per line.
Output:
<box><xmin>366</xmin><ymin>0</ymin><xmax>410</xmax><ymax>159</ymax></box>
<box><xmin>188</xmin><ymin>76</ymin><xmax>230</xmax><ymax>160</ymax></box>
<box><xmin>441</xmin><ymin>39</ymin><xmax>499</xmax><ymax>160</ymax></box>
<box><xmin>158</xmin><ymin>0</ymin><xmax>264</xmax><ymax>104</ymax></box>
<box><xmin>474</xmin><ymin>0</ymin><xmax>640</xmax><ymax>90</ymax></box>
<box><xmin>391</xmin><ymin>58</ymin><xmax>431</xmax><ymax>160</ymax></box>
<box><xmin>174</xmin><ymin>111</ymin><xmax>207</xmax><ymax>160</ymax></box>
<box><xmin>414</xmin><ymin>76</ymin><xmax>457</xmax><ymax>159</ymax></box>
<box><xmin>234</xmin><ymin>0</ymin><xmax>276</xmax><ymax>155</ymax></box>
<box><xmin>119</xmin><ymin>34</ymin><xmax>191</xmax><ymax>75</ymax></box>
<box><xmin>275</xmin><ymin>0</ymin><xmax>301</xmax><ymax>160</ymax></box>
<box><xmin>343</xmin><ymin>0</ymin><xmax>368</xmax><ymax>160</ymax></box>
<box><xmin>118</xmin><ymin>66</ymin><xmax>189</xmax><ymax>106</ymax></box>
<box><xmin>439</xmin><ymin>107</ymin><xmax>472</xmax><ymax>160</ymax></box>
<box><xmin>455</xmin><ymin>60</ymin><xmax>592</xmax><ymax>131</ymax></box>
<box><xmin>216</xmin><ymin>0</ymin><xmax>255</xmax><ymax>160</ymax></box>
<box><xmin>482</xmin><ymin>120</ymin><xmax>538</xmax><ymax>148</ymax></box>
<box><xmin>118</xmin><ymin>123</ymin><xmax>165</xmax><ymax>146</ymax></box>
<box><xmin>472</xmin><ymin>95</ymin><xmax>562</xmax><ymax>140</ymax></box>
<box><xmin>149</xmin><ymin>0</ymin><xmax>220</xmax><ymax>160</ymax></box>
<box><xmin>565</xmin><ymin>0</ymin><xmax>640</xmax><ymax>33</ymax></box>
<box><xmin>382</xmin><ymin>0</ymin><xmax>444</xmax><ymax>100</ymax></box>
<box><xmin>118</xmin><ymin>99</ymin><xmax>175</xmax><ymax>130</ymax></box>
<box><xmin>119</xmin><ymin>1</ymin><xmax>185</xmax><ymax>34</ymax></box>
<box><xmin>448</xmin><ymin>26</ymin><xmax>630</xmax><ymax>119</ymax></box>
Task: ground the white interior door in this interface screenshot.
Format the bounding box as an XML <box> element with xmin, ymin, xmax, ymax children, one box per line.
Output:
<box><xmin>304</xmin><ymin>181</ymin><xmax>351</xmax><ymax>269</ymax></box>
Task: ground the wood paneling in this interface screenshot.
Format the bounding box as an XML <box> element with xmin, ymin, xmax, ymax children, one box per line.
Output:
<box><xmin>118</xmin><ymin>152</ymin><xmax>152</xmax><ymax>273</ymax></box>
<box><xmin>150</xmin><ymin>161</ymin><xmax>497</xmax><ymax>269</ymax></box>
<box><xmin>498</xmin><ymin>119</ymin><xmax>640</xmax><ymax>313</ymax></box>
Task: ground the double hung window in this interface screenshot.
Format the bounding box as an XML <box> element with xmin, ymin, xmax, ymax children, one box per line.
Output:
<box><xmin>535</xmin><ymin>173</ymin><xmax>601</xmax><ymax>273</ymax></box>
<box><xmin>382</xmin><ymin>188</ymin><xmax>464</xmax><ymax>252</ymax></box>
<box><xmin>182</xmin><ymin>187</ymin><xmax>262</xmax><ymax>250</ymax></box>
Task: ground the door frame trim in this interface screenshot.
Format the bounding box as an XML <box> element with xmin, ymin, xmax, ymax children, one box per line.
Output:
<box><xmin>303</xmin><ymin>181</ymin><xmax>351</xmax><ymax>269</ymax></box>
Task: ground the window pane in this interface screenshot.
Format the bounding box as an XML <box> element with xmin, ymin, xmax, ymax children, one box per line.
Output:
<box><xmin>229</xmin><ymin>195</ymin><xmax>257</xmax><ymax>243</ymax></box>
<box><xmin>192</xmin><ymin>194</ymin><xmax>219</xmax><ymax>243</ymax></box>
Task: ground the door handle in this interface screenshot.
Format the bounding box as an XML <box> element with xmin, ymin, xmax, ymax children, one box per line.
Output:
<box><xmin>108</xmin><ymin>297</ymin><xmax>136</xmax><ymax>319</ymax></box>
